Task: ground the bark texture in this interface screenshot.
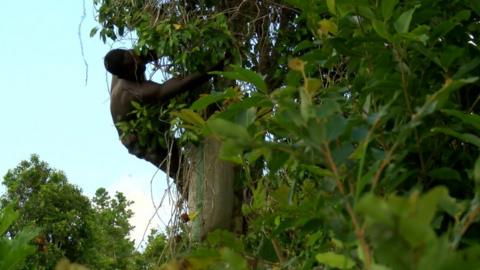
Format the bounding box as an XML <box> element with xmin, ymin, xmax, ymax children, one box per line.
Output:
<box><xmin>186</xmin><ymin>136</ymin><xmax>235</xmax><ymax>239</ymax></box>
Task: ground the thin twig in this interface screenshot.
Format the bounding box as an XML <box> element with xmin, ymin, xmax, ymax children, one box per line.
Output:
<box><xmin>78</xmin><ymin>0</ymin><xmax>89</xmax><ymax>85</ymax></box>
<box><xmin>323</xmin><ymin>143</ymin><xmax>372</xmax><ymax>269</ymax></box>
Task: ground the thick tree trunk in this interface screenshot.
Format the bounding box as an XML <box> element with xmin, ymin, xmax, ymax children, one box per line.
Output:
<box><xmin>186</xmin><ymin>136</ymin><xmax>235</xmax><ymax>240</ymax></box>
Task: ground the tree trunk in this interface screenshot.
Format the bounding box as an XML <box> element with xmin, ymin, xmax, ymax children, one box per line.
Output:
<box><xmin>186</xmin><ymin>136</ymin><xmax>235</xmax><ymax>240</ymax></box>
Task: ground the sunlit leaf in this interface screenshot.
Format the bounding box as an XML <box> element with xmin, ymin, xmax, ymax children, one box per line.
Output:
<box><xmin>318</xmin><ymin>19</ymin><xmax>338</xmax><ymax>36</ymax></box>
<box><xmin>172</xmin><ymin>109</ymin><xmax>205</xmax><ymax>128</ymax></box>
<box><xmin>214</xmin><ymin>65</ymin><xmax>268</xmax><ymax>93</ymax></box>
<box><xmin>207</xmin><ymin>118</ymin><xmax>251</xmax><ymax>143</ymax></box>
<box><xmin>306</xmin><ymin>78</ymin><xmax>322</xmax><ymax>94</ymax></box>
<box><xmin>316</xmin><ymin>252</ymin><xmax>355</xmax><ymax>269</ymax></box>
<box><xmin>327</xmin><ymin>0</ymin><xmax>336</xmax><ymax>15</ymax></box>
<box><xmin>394</xmin><ymin>7</ymin><xmax>417</xmax><ymax>33</ymax></box>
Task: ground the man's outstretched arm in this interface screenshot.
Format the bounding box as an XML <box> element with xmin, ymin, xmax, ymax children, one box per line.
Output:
<box><xmin>128</xmin><ymin>71</ymin><xmax>210</xmax><ymax>104</ymax></box>
<box><xmin>138</xmin><ymin>63</ymin><xmax>225</xmax><ymax>103</ymax></box>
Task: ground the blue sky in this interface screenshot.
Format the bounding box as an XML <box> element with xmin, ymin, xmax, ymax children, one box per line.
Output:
<box><xmin>0</xmin><ymin>0</ymin><xmax>170</xmax><ymax>246</ymax></box>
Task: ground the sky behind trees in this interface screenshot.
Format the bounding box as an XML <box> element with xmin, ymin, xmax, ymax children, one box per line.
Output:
<box><xmin>0</xmin><ymin>0</ymin><xmax>171</xmax><ymax>246</ymax></box>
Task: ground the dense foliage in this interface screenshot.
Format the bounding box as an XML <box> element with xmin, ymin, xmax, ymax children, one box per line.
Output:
<box><xmin>0</xmin><ymin>155</ymin><xmax>160</xmax><ymax>269</ymax></box>
<box><xmin>2</xmin><ymin>155</ymin><xmax>96</xmax><ymax>269</ymax></box>
<box><xmin>92</xmin><ymin>0</ymin><xmax>480</xmax><ymax>269</ymax></box>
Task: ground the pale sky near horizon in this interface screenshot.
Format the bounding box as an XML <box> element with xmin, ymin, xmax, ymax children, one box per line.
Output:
<box><xmin>0</xmin><ymin>0</ymin><xmax>172</xmax><ymax>247</ymax></box>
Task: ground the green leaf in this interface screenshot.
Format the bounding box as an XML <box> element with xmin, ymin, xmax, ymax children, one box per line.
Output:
<box><xmin>316</xmin><ymin>252</ymin><xmax>355</xmax><ymax>269</ymax></box>
<box><xmin>399</xmin><ymin>188</ymin><xmax>449</xmax><ymax>246</ymax></box>
<box><xmin>307</xmin><ymin>119</ymin><xmax>326</xmax><ymax>143</ymax></box>
<box><xmin>267</xmin><ymin>150</ymin><xmax>290</xmax><ymax>173</ymax></box>
<box><xmin>372</xmin><ymin>263</ymin><xmax>392</xmax><ymax>270</ymax></box>
<box><xmin>327</xmin><ymin>0</ymin><xmax>336</xmax><ymax>15</ymax></box>
<box><xmin>470</xmin><ymin>0</ymin><xmax>480</xmax><ymax>16</ymax></box>
<box><xmin>428</xmin><ymin>167</ymin><xmax>461</xmax><ymax>181</ymax></box>
<box><xmin>453</xmin><ymin>57</ymin><xmax>480</xmax><ymax>79</ymax></box>
<box><xmin>306</xmin><ymin>78</ymin><xmax>322</xmax><ymax>93</ymax></box>
<box><xmin>0</xmin><ymin>228</ymin><xmax>38</xmax><ymax>270</ymax></box>
<box><xmin>441</xmin><ymin>109</ymin><xmax>480</xmax><ymax>130</ymax></box>
<box><xmin>399</xmin><ymin>217</ymin><xmax>436</xmax><ymax>247</ymax></box>
<box><xmin>235</xmin><ymin>107</ymin><xmax>257</xmax><ymax>127</ymax></box>
<box><xmin>0</xmin><ymin>205</ymin><xmax>18</xmax><ymax>235</ymax></box>
<box><xmin>401</xmin><ymin>25</ymin><xmax>430</xmax><ymax>44</ymax></box>
<box><xmin>325</xmin><ymin>114</ymin><xmax>347</xmax><ymax>141</ymax></box>
<box><xmin>300</xmin><ymin>87</ymin><xmax>312</xmax><ymax>120</ymax></box>
<box><xmin>89</xmin><ymin>27</ymin><xmax>98</xmax><ymax>37</ymax></box>
<box><xmin>474</xmin><ymin>156</ymin><xmax>480</xmax><ymax>185</ymax></box>
<box><xmin>219</xmin><ymin>140</ymin><xmax>244</xmax><ymax>164</ymax></box>
<box><xmin>315</xmin><ymin>101</ymin><xmax>341</xmax><ymax>118</ymax></box>
<box><xmin>207</xmin><ymin>118</ymin><xmax>251</xmax><ymax>143</ymax></box>
<box><xmin>131</xmin><ymin>101</ymin><xmax>142</xmax><ymax>110</ymax></box>
<box><xmin>244</xmin><ymin>147</ymin><xmax>269</xmax><ymax>163</ymax></box>
<box><xmin>415</xmin><ymin>77</ymin><xmax>478</xmax><ymax>119</ymax></box>
<box><xmin>454</xmin><ymin>9</ymin><xmax>472</xmax><ymax>21</ymax></box>
<box><xmin>301</xmin><ymin>165</ymin><xmax>334</xmax><ymax>178</ymax></box>
<box><xmin>174</xmin><ymin>109</ymin><xmax>206</xmax><ymax>128</ymax></box>
<box><xmin>394</xmin><ymin>7</ymin><xmax>417</xmax><ymax>33</ymax></box>
<box><xmin>293</xmin><ymin>40</ymin><xmax>315</xmax><ymax>53</ymax></box>
<box><xmin>220</xmin><ymin>248</ymin><xmax>248</xmax><ymax>270</ymax></box>
<box><xmin>356</xmin><ymin>160</ymin><xmax>381</xmax><ymax>199</ymax></box>
<box><xmin>256</xmin><ymin>234</ymin><xmax>278</xmax><ymax>261</ymax></box>
<box><xmin>252</xmin><ymin>182</ymin><xmax>266</xmax><ymax>210</ymax></box>
<box><xmin>207</xmin><ymin>230</ymin><xmax>244</xmax><ymax>252</ymax></box>
<box><xmin>381</xmin><ymin>0</ymin><xmax>398</xmax><ymax>20</ymax></box>
<box><xmin>372</xmin><ymin>20</ymin><xmax>390</xmax><ymax>40</ymax></box>
<box><xmin>418</xmin><ymin>187</ymin><xmax>450</xmax><ymax>223</ymax></box>
<box><xmin>190</xmin><ymin>88</ymin><xmax>236</xmax><ymax>111</ymax></box>
<box><xmin>356</xmin><ymin>193</ymin><xmax>394</xmax><ymax>226</ymax></box>
<box><xmin>214</xmin><ymin>65</ymin><xmax>268</xmax><ymax>93</ymax></box>
<box><xmin>431</xmin><ymin>127</ymin><xmax>480</xmax><ymax>147</ymax></box>
<box><xmin>228</xmin><ymin>94</ymin><xmax>272</xmax><ymax>110</ymax></box>
<box><xmin>358</xmin><ymin>6</ymin><xmax>375</xmax><ymax>20</ymax></box>
<box><xmin>440</xmin><ymin>46</ymin><xmax>465</xmax><ymax>69</ymax></box>
<box><xmin>0</xmin><ymin>205</ymin><xmax>38</xmax><ymax>270</ymax></box>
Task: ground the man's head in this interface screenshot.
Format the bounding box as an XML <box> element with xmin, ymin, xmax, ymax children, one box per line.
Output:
<box><xmin>104</xmin><ymin>49</ymin><xmax>146</xmax><ymax>82</ymax></box>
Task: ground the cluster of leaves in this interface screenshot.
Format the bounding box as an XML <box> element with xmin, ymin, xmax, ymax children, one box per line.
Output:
<box><xmin>92</xmin><ymin>0</ymin><xmax>480</xmax><ymax>269</ymax></box>
<box><xmin>116</xmin><ymin>101</ymin><xmax>172</xmax><ymax>151</ymax></box>
<box><xmin>0</xmin><ymin>155</ymin><xmax>150</xmax><ymax>270</ymax></box>
<box><xmin>0</xmin><ymin>204</ymin><xmax>38</xmax><ymax>270</ymax></box>
<box><xmin>93</xmin><ymin>0</ymin><xmax>232</xmax><ymax>73</ymax></box>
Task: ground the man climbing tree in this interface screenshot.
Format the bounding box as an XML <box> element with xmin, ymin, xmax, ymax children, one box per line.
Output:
<box><xmin>105</xmin><ymin>48</ymin><xmax>223</xmax><ymax>180</ymax></box>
